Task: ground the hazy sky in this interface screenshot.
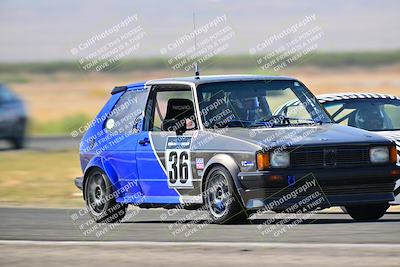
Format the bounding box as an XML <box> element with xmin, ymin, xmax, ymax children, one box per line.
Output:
<box><xmin>1</xmin><ymin>0</ymin><xmax>399</xmax><ymax>62</ymax></box>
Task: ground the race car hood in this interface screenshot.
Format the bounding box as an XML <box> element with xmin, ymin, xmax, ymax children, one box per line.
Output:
<box><xmin>211</xmin><ymin>123</ymin><xmax>392</xmax><ymax>149</ymax></box>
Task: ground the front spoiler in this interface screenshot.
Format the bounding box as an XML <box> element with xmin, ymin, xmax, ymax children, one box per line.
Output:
<box><xmin>244</xmin><ymin>191</ymin><xmax>395</xmax><ymax>210</ymax></box>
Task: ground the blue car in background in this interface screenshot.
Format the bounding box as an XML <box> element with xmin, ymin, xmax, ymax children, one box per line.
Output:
<box><xmin>0</xmin><ymin>84</ymin><xmax>27</xmax><ymax>149</ymax></box>
<box><xmin>75</xmin><ymin>76</ymin><xmax>400</xmax><ymax>224</ymax></box>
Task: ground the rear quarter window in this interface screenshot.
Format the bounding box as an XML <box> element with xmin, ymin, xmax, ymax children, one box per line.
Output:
<box><xmin>105</xmin><ymin>89</ymin><xmax>148</xmax><ymax>134</ymax></box>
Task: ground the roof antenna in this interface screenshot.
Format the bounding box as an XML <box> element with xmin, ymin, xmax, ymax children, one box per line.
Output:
<box><xmin>193</xmin><ymin>12</ymin><xmax>200</xmax><ymax>79</ymax></box>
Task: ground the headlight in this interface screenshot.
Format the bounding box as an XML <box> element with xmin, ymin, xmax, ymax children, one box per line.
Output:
<box><xmin>370</xmin><ymin>147</ymin><xmax>390</xmax><ymax>164</ymax></box>
<box><xmin>270</xmin><ymin>151</ymin><xmax>290</xmax><ymax>168</ymax></box>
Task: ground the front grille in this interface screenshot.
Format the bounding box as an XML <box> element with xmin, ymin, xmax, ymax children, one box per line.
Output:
<box><xmin>291</xmin><ymin>146</ymin><xmax>370</xmax><ymax>168</ymax></box>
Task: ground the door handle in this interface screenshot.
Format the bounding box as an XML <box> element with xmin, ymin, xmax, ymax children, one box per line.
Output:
<box><xmin>139</xmin><ymin>138</ymin><xmax>150</xmax><ymax>146</ymax></box>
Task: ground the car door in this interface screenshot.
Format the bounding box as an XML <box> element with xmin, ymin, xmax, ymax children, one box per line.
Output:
<box><xmin>101</xmin><ymin>86</ymin><xmax>148</xmax><ymax>202</ymax></box>
<box><xmin>136</xmin><ymin>84</ymin><xmax>201</xmax><ymax>204</ymax></box>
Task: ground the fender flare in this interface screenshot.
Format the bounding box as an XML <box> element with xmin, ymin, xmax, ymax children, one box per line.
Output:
<box><xmin>201</xmin><ymin>153</ymin><xmax>245</xmax><ymax>207</ymax></box>
<box><xmin>82</xmin><ymin>156</ymin><xmax>119</xmax><ymax>198</ymax></box>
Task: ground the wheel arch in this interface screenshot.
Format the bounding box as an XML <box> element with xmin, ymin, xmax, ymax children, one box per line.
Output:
<box><xmin>201</xmin><ymin>154</ymin><xmax>245</xmax><ymax>206</ymax></box>
<box><xmin>82</xmin><ymin>156</ymin><xmax>119</xmax><ymax>199</ymax></box>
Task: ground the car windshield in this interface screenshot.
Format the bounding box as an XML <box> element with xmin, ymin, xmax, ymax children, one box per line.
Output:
<box><xmin>196</xmin><ymin>80</ymin><xmax>332</xmax><ymax>128</ymax></box>
<box><xmin>323</xmin><ymin>99</ymin><xmax>400</xmax><ymax>131</ymax></box>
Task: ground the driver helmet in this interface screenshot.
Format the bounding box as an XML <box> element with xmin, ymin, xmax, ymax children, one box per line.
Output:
<box><xmin>354</xmin><ymin>105</ymin><xmax>385</xmax><ymax>130</ymax></box>
<box><xmin>230</xmin><ymin>91</ymin><xmax>259</xmax><ymax>120</ymax></box>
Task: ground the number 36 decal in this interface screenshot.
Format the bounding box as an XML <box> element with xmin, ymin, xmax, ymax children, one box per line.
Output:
<box><xmin>165</xmin><ymin>136</ymin><xmax>193</xmax><ymax>188</ymax></box>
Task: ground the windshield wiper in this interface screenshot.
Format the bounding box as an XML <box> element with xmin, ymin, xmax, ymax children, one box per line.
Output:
<box><xmin>210</xmin><ymin>117</ymin><xmax>326</xmax><ymax>129</ymax></box>
<box><xmin>256</xmin><ymin>115</ymin><xmax>291</xmax><ymax>127</ymax></box>
<box><xmin>257</xmin><ymin>116</ymin><xmax>324</xmax><ymax>127</ymax></box>
<box><xmin>212</xmin><ymin>119</ymin><xmax>255</xmax><ymax>128</ymax></box>
<box><xmin>287</xmin><ymin>118</ymin><xmax>324</xmax><ymax>125</ymax></box>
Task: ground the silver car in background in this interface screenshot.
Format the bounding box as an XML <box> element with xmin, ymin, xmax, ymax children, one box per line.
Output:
<box><xmin>316</xmin><ymin>92</ymin><xmax>400</xmax><ymax>205</ymax></box>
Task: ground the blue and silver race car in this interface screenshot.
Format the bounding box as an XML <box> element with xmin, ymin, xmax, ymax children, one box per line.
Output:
<box><xmin>75</xmin><ymin>76</ymin><xmax>400</xmax><ymax>224</ymax></box>
<box><xmin>316</xmin><ymin>92</ymin><xmax>400</xmax><ymax>205</ymax></box>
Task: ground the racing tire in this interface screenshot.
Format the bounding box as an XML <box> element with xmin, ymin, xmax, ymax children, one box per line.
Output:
<box><xmin>345</xmin><ymin>203</ymin><xmax>389</xmax><ymax>221</ymax></box>
<box><xmin>11</xmin><ymin>120</ymin><xmax>26</xmax><ymax>149</ymax></box>
<box><xmin>84</xmin><ymin>168</ymin><xmax>127</xmax><ymax>223</ymax></box>
<box><xmin>204</xmin><ymin>166</ymin><xmax>249</xmax><ymax>224</ymax></box>
<box><xmin>11</xmin><ymin>136</ymin><xmax>25</xmax><ymax>150</ymax></box>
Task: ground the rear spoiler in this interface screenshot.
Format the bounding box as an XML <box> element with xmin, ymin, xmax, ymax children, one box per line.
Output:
<box><xmin>111</xmin><ymin>86</ymin><xmax>128</xmax><ymax>95</ymax></box>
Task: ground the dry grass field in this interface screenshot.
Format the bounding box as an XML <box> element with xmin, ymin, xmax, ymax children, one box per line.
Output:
<box><xmin>0</xmin><ymin>150</ymin><xmax>82</xmax><ymax>207</ymax></box>
<box><xmin>6</xmin><ymin>66</ymin><xmax>400</xmax><ymax>131</ymax></box>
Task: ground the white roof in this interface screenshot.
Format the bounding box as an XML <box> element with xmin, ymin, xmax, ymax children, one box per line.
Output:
<box><xmin>316</xmin><ymin>92</ymin><xmax>400</xmax><ymax>103</ymax></box>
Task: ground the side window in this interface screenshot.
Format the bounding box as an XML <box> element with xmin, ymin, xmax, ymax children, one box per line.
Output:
<box><xmin>383</xmin><ymin>104</ymin><xmax>400</xmax><ymax>129</ymax></box>
<box><xmin>105</xmin><ymin>90</ymin><xmax>148</xmax><ymax>134</ymax></box>
<box><xmin>148</xmin><ymin>87</ymin><xmax>197</xmax><ymax>132</ymax></box>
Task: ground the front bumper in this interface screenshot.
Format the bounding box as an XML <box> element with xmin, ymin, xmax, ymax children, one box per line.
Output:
<box><xmin>238</xmin><ymin>165</ymin><xmax>399</xmax><ymax>210</ymax></box>
<box><xmin>75</xmin><ymin>176</ymin><xmax>83</xmax><ymax>191</ymax></box>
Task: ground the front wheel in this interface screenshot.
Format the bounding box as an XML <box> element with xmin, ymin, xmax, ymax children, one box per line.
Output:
<box><xmin>204</xmin><ymin>166</ymin><xmax>248</xmax><ymax>224</ymax></box>
<box><xmin>345</xmin><ymin>203</ymin><xmax>389</xmax><ymax>221</ymax></box>
<box><xmin>84</xmin><ymin>169</ymin><xmax>127</xmax><ymax>223</ymax></box>
<box><xmin>12</xmin><ymin>120</ymin><xmax>26</xmax><ymax>149</ymax></box>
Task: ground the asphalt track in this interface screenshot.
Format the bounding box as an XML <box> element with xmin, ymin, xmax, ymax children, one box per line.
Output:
<box><xmin>0</xmin><ymin>136</ymin><xmax>79</xmax><ymax>151</ymax></box>
<box><xmin>1</xmin><ymin>207</ymin><xmax>400</xmax><ymax>243</ymax></box>
<box><xmin>1</xmin><ymin>207</ymin><xmax>400</xmax><ymax>266</ymax></box>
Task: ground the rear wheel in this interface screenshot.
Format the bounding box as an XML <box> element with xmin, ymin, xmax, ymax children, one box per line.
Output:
<box><xmin>204</xmin><ymin>166</ymin><xmax>248</xmax><ymax>224</ymax></box>
<box><xmin>84</xmin><ymin>169</ymin><xmax>127</xmax><ymax>223</ymax></box>
<box><xmin>345</xmin><ymin>203</ymin><xmax>389</xmax><ymax>221</ymax></box>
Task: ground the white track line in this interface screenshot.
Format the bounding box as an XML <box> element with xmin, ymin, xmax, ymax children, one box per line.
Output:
<box><xmin>1</xmin><ymin>240</ymin><xmax>400</xmax><ymax>249</ymax></box>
